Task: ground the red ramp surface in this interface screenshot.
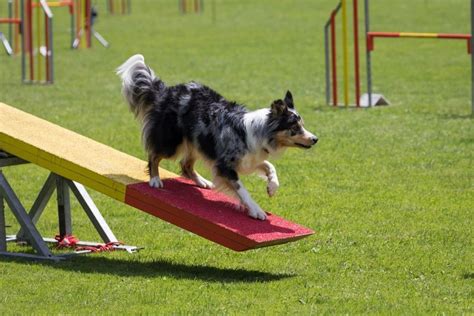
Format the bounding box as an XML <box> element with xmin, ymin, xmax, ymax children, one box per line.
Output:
<box><xmin>125</xmin><ymin>178</ymin><xmax>314</xmax><ymax>251</ymax></box>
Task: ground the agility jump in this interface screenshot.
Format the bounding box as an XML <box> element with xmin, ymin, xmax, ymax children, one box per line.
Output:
<box><xmin>324</xmin><ymin>0</ymin><xmax>361</xmax><ymax>107</ymax></box>
<box><xmin>324</xmin><ymin>0</ymin><xmax>474</xmax><ymax>112</ymax></box>
<box><xmin>0</xmin><ymin>0</ymin><xmax>54</xmax><ymax>83</ymax></box>
<box><xmin>0</xmin><ymin>103</ymin><xmax>313</xmax><ymax>261</ymax></box>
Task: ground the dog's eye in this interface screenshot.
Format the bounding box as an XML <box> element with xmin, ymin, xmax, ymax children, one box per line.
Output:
<box><xmin>290</xmin><ymin>124</ymin><xmax>301</xmax><ymax>135</ymax></box>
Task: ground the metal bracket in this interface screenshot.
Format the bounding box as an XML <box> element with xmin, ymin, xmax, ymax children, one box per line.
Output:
<box><xmin>0</xmin><ymin>153</ymin><xmax>139</xmax><ymax>261</ymax></box>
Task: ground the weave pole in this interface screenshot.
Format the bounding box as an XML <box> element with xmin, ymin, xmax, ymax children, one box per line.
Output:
<box><xmin>108</xmin><ymin>0</ymin><xmax>113</xmax><ymax>14</ymax></box>
<box><xmin>85</xmin><ymin>0</ymin><xmax>91</xmax><ymax>48</ymax></box>
<box><xmin>341</xmin><ymin>0</ymin><xmax>349</xmax><ymax>107</ymax></box>
<box><xmin>21</xmin><ymin>0</ymin><xmax>25</xmax><ymax>81</ymax></box>
<box><xmin>330</xmin><ymin>8</ymin><xmax>338</xmax><ymax>106</ymax></box>
<box><xmin>27</xmin><ymin>0</ymin><xmax>34</xmax><ymax>81</ymax></box>
<box><xmin>20</xmin><ymin>0</ymin><xmax>53</xmax><ymax>83</ymax></box>
<box><xmin>81</xmin><ymin>0</ymin><xmax>86</xmax><ymax>48</ymax></box>
<box><xmin>14</xmin><ymin>0</ymin><xmax>20</xmax><ymax>53</ymax></box>
<box><xmin>364</xmin><ymin>0</ymin><xmax>372</xmax><ymax>107</ymax></box>
<box><xmin>324</xmin><ymin>22</ymin><xmax>330</xmax><ymax>105</ymax></box>
<box><xmin>8</xmin><ymin>0</ymin><xmax>13</xmax><ymax>47</ymax></box>
<box><xmin>36</xmin><ymin>0</ymin><xmax>41</xmax><ymax>82</ymax></box>
<box><xmin>471</xmin><ymin>0</ymin><xmax>473</xmax><ymax>114</ymax></box>
<box><xmin>353</xmin><ymin>0</ymin><xmax>360</xmax><ymax>107</ymax></box>
<box><xmin>107</xmin><ymin>0</ymin><xmax>130</xmax><ymax>15</ymax></box>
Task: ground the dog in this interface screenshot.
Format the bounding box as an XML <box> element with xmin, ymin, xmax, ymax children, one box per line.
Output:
<box><xmin>117</xmin><ymin>54</ymin><xmax>318</xmax><ymax>220</ymax></box>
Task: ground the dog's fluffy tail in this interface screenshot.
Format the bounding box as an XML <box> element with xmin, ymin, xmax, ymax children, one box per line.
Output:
<box><xmin>116</xmin><ymin>54</ymin><xmax>165</xmax><ymax>120</ymax></box>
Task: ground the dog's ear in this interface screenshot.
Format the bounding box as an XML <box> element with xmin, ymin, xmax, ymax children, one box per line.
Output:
<box><xmin>271</xmin><ymin>99</ymin><xmax>287</xmax><ymax>116</ymax></box>
<box><xmin>284</xmin><ymin>90</ymin><xmax>294</xmax><ymax>109</ymax></box>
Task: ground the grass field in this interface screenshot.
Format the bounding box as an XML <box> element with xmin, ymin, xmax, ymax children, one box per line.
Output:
<box><xmin>0</xmin><ymin>0</ymin><xmax>472</xmax><ymax>314</ymax></box>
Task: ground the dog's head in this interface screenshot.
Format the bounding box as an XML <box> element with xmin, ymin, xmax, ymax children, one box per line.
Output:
<box><xmin>269</xmin><ymin>91</ymin><xmax>318</xmax><ymax>149</ymax></box>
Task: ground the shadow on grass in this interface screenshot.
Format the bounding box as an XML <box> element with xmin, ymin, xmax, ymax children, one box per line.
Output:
<box><xmin>1</xmin><ymin>255</ymin><xmax>294</xmax><ymax>283</ymax></box>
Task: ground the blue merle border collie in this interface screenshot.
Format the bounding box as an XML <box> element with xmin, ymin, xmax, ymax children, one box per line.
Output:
<box><xmin>117</xmin><ymin>54</ymin><xmax>318</xmax><ymax>220</ymax></box>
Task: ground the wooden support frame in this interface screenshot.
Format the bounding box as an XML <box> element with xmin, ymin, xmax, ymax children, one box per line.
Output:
<box><xmin>0</xmin><ymin>152</ymin><xmax>138</xmax><ymax>261</ymax></box>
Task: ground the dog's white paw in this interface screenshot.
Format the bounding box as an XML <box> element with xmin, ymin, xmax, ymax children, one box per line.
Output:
<box><xmin>247</xmin><ymin>204</ymin><xmax>267</xmax><ymax>221</ymax></box>
<box><xmin>195</xmin><ymin>176</ymin><xmax>215</xmax><ymax>190</ymax></box>
<box><xmin>267</xmin><ymin>179</ymin><xmax>279</xmax><ymax>197</ymax></box>
<box><xmin>149</xmin><ymin>176</ymin><xmax>163</xmax><ymax>188</ymax></box>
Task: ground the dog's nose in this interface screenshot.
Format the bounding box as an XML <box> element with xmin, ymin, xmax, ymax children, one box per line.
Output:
<box><xmin>311</xmin><ymin>137</ymin><xmax>318</xmax><ymax>145</ymax></box>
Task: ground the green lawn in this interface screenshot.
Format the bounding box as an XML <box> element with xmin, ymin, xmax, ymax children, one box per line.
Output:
<box><xmin>0</xmin><ymin>0</ymin><xmax>472</xmax><ymax>314</ymax></box>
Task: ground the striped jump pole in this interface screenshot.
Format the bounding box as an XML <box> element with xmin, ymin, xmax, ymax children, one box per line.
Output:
<box><xmin>367</xmin><ymin>32</ymin><xmax>472</xmax><ymax>54</ymax></box>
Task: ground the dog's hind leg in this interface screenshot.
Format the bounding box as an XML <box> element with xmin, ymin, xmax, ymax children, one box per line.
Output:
<box><xmin>256</xmin><ymin>160</ymin><xmax>279</xmax><ymax>197</ymax></box>
<box><xmin>180</xmin><ymin>155</ymin><xmax>214</xmax><ymax>189</ymax></box>
<box><xmin>214</xmin><ymin>165</ymin><xmax>267</xmax><ymax>220</ymax></box>
<box><xmin>148</xmin><ymin>154</ymin><xmax>164</xmax><ymax>188</ymax></box>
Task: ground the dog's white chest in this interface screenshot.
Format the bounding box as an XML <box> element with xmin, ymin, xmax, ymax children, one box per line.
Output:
<box><xmin>237</xmin><ymin>150</ymin><xmax>268</xmax><ymax>174</ymax></box>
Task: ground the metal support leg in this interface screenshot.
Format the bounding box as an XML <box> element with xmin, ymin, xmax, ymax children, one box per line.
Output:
<box><xmin>17</xmin><ymin>173</ymin><xmax>57</xmax><ymax>240</ymax></box>
<box><xmin>0</xmin><ymin>154</ymin><xmax>138</xmax><ymax>260</ymax></box>
<box><xmin>56</xmin><ymin>175</ymin><xmax>72</xmax><ymax>237</ymax></box>
<box><xmin>67</xmin><ymin>180</ymin><xmax>117</xmax><ymax>243</ymax></box>
<box><xmin>0</xmin><ymin>190</ymin><xmax>6</xmax><ymax>252</ymax></box>
<box><xmin>0</xmin><ymin>171</ymin><xmax>53</xmax><ymax>258</ymax></box>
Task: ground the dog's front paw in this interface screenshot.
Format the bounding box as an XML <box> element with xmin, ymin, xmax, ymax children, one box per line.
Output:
<box><xmin>267</xmin><ymin>179</ymin><xmax>279</xmax><ymax>197</ymax></box>
<box><xmin>195</xmin><ymin>176</ymin><xmax>215</xmax><ymax>190</ymax></box>
<box><xmin>149</xmin><ymin>176</ymin><xmax>163</xmax><ymax>188</ymax></box>
<box><xmin>247</xmin><ymin>203</ymin><xmax>267</xmax><ymax>221</ymax></box>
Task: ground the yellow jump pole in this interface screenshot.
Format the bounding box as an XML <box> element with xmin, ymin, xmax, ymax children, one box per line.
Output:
<box><xmin>341</xmin><ymin>0</ymin><xmax>349</xmax><ymax>107</ymax></box>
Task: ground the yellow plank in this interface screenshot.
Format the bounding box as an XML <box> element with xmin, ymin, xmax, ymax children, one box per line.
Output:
<box><xmin>399</xmin><ymin>32</ymin><xmax>438</xmax><ymax>38</ymax></box>
<box><xmin>0</xmin><ymin>103</ymin><xmax>178</xmax><ymax>200</ymax></box>
<box><xmin>0</xmin><ymin>140</ymin><xmax>126</xmax><ymax>201</ymax></box>
<box><xmin>1</xmin><ymin>134</ymin><xmax>176</xmax><ymax>191</ymax></box>
<box><xmin>1</xmin><ymin>134</ymin><xmax>134</xmax><ymax>193</ymax></box>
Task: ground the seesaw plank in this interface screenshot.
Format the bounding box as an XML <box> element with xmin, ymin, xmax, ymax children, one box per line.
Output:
<box><xmin>0</xmin><ymin>103</ymin><xmax>314</xmax><ymax>251</ymax></box>
<box><xmin>0</xmin><ymin>103</ymin><xmax>176</xmax><ymax>199</ymax></box>
<box><xmin>0</xmin><ymin>141</ymin><xmax>125</xmax><ymax>201</ymax></box>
